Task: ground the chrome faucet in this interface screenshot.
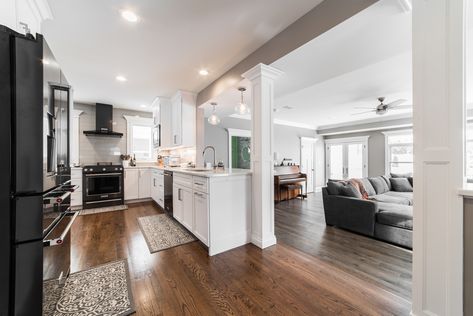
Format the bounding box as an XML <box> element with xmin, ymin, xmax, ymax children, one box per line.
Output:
<box><xmin>203</xmin><ymin>146</ymin><xmax>216</xmax><ymax>168</ymax></box>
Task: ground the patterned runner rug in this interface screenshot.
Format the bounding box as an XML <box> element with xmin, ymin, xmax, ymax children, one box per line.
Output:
<box><xmin>79</xmin><ymin>204</ymin><xmax>128</xmax><ymax>216</ymax></box>
<box><xmin>138</xmin><ymin>214</ymin><xmax>196</xmax><ymax>253</ymax></box>
<box><xmin>43</xmin><ymin>259</ymin><xmax>135</xmax><ymax>316</ymax></box>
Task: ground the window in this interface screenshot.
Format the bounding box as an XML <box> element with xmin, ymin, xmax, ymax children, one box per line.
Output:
<box><xmin>383</xmin><ymin>130</ymin><xmax>413</xmax><ymax>175</ymax></box>
<box><xmin>124</xmin><ymin>115</ymin><xmax>154</xmax><ymax>161</ymax></box>
<box><xmin>325</xmin><ymin>136</ymin><xmax>368</xmax><ymax>180</ymax></box>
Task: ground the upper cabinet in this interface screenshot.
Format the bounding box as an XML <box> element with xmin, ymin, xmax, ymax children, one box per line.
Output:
<box><xmin>153</xmin><ymin>90</ymin><xmax>196</xmax><ymax>149</ymax></box>
<box><xmin>171</xmin><ymin>91</ymin><xmax>196</xmax><ymax>148</ymax></box>
<box><xmin>2</xmin><ymin>0</ymin><xmax>53</xmax><ymax>35</ymax></box>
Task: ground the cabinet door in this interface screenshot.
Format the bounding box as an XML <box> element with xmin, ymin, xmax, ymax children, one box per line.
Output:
<box><xmin>124</xmin><ymin>169</ymin><xmax>139</xmax><ymax>200</ymax></box>
<box><xmin>138</xmin><ymin>169</ymin><xmax>151</xmax><ymax>199</ymax></box>
<box><xmin>173</xmin><ymin>184</ymin><xmax>183</xmax><ymax>222</ymax></box>
<box><xmin>150</xmin><ymin>175</ymin><xmax>157</xmax><ymax>203</ymax></box>
<box><xmin>181</xmin><ymin>187</ymin><xmax>193</xmax><ymax>231</ymax></box>
<box><xmin>193</xmin><ymin>192</ymin><xmax>209</xmax><ymax>246</ymax></box>
<box><xmin>171</xmin><ymin>94</ymin><xmax>182</xmax><ymax>146</ymax></box>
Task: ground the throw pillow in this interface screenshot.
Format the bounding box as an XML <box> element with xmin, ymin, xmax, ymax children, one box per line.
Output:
<box><xmin>326</xmin><ymin>181</ymin><xmax>345</xmax><ymax>195</ymax></box>
<box><xmin>360</xmin><ymin>178</ymin><xmax>376</xmax><ymax>196</ymax></box>
<box><xmin>391</xmin><ymin>172</ymin><xmax>413</xmax><ymax>178</ymax></box>
<box><xmin>390</xmin><ymin>177</ymin><xmax>413</xmax><ymax>192</ymax></box>
<box><xmin>368</xmin><ymin>176</ymin><xmax>390</xmax><ymax>194</ymax></box>
<box><xmin>340</xmin><ymin>183</ymin><xmax>362</xmax><ymax>198</ymax></box>
<box><xmin>408</xmin><ymin>176</ymin><xmax>413</xmax><ymax>187</ymax></box>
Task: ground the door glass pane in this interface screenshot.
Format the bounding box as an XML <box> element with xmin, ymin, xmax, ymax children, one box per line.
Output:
<box><xmin>329</xmin><ymin>144</ymin><xmax>344</xmax><ymax>180</ymax></box>
<box><xmin>347</xmin><ymin>143</ymin><xmax>363</xmax><ymax>179</ymax></box>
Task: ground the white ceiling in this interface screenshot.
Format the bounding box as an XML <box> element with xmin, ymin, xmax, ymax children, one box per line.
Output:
<box><xmin>41</xmin><ymin>0</ymin><xmax>322</xmax><ymax>111</ymax></box>
<box><xmin>202</xmin><ymin>0</ymin><xmax>413</xmax><ymax>130</ymax></box>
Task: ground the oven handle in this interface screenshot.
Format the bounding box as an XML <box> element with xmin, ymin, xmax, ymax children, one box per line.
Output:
<box><xmin>43</xmin><ymin>211</ymin><xmax>79</xmax><ymax>247</ymax></box>
<box><xmin>85</xmin><ymin>173</ymin><xmax>123</xmax><ymax>177</ymax></box>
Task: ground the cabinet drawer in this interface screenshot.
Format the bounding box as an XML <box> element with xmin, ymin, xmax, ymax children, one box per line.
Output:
<box><xmin>192</xmin><ymin>176</ymin><xmax>208</xmax><ymax>193</ymax></box>
<box><xmin>174</xmin><ymin>173</ymin><xmax>193</xmax><ymax>188</ymax></box>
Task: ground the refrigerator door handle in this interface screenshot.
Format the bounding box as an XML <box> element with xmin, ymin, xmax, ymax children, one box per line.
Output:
<box><xmin>43</xmin><ymin>211</ymin><xmax>78</xmax><ymax>247</ymax></box>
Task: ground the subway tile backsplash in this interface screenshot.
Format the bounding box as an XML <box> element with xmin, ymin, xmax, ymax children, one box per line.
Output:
<box><xmin>75</xmin><ymin>103</ymin><xmax>152</xmax><ymax>165</ymax></box>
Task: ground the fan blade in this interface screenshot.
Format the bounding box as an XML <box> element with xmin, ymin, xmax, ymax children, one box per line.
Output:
<box><xmin>390</xmin><ymin>104</ymin><xmax>412</xmax><ymax>110</ymax></box>
<box><xmin>352</xmin><ymin>110</ymin><xmax>376</xmax><ymax>115</ymax></box>
<box><xmin>385</xmin><ymin>99</ymin><xmax>407</xmax><ymax>108</ymax></box>
<box><xmin>354</xmin><ymin>107</ymin><xmax>375</xmax><ymax>109</ymax></box>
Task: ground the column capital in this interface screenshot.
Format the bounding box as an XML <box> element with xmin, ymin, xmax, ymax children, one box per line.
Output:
<box><xmin>242</xmin><ymin>63</ymin><xmax>284</xmax><ymax>81</ymax></box>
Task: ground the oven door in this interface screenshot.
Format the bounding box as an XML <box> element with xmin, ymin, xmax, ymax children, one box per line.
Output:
<box><xmin>84</xmin><ymin>173</ymin><xmax>123</xmax><ymax>202</ymax></box>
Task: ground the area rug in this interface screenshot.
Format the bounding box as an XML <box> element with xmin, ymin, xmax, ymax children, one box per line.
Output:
<box><xmin>138</xmin><ymin>214</ymin><xmax>196</xmax><ymax>253</ymax></box>
<box><xmin>79</xmin><ymin>204</ymin><xmax>128</xmax><ymax>216</ymax></box>
<box><xmin>43</xmin><ymin>259</ymin><xmax>135</xmax><ymax>316</ymax></box>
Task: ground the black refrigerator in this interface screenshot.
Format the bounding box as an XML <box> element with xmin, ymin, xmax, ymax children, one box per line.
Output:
<box><xmin>0</xmin><ymin>26</ymin><xmax>74</xmax><ymax>316</ymax></box>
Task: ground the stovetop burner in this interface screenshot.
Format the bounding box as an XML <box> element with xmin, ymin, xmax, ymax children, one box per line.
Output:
<box><xmin>96</xmin><ymin>162</ymin><xmax>112</xmax><ymax>166</ymax></box>
<box><xmin>82</xmin><ymin>164</ymin><xmax>123</xmax><ymax>174</ymax></box>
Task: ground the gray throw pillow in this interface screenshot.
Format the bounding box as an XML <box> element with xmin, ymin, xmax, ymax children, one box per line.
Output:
<box><xmin>369</xmin><ymin>176</ymin><xmax>390</xmax><ymax>194</ymax></box>
<box><xmin>390</xmin><ymin>178</ymin><xmax>413</xmax><ymax>192</ymax></box>
<box><xmin>340</xmin><ymin>183</ymin><xmax>362</xmax><ymax>198</ymax></box>
<box><xmin>408</xmin><ymin>176</ymin><xmax>413</xmax><ymax>187</ymax></box>
<box><xmin>382</xmin><ymin>175</ymin><xmax>392</xmax><ymax>190</ymax></box>
<box><xmin>391</xmin><ymin>172</ymin><xmax>413</xmax><ymax>178</ymax></box>
<box><xmin>327</xmin><ymin>181</ymin><xmax>345</xmax><ymax>195</ymax></box>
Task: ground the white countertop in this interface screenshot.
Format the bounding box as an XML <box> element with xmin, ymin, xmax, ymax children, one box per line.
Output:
<box><xmin>459</xmin><ymin>183</ymin><xmax>473</xmax><ymax>198</ymax></box>
<box><xmin>125</xmin><ymin>165</ymin><xmax>252</xmax><ymax>178</ymax></box>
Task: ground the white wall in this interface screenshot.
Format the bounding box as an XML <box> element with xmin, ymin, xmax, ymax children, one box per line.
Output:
<box><xmin>203</xmin><ymin>117</ymin><xmax>316</xmax><ymax>167</ymax></box>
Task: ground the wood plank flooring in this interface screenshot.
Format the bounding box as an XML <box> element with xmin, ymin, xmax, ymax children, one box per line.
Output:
<box><xmin>71</xmin><ymin>200</ymin><xmax>411</xmax><ymax>315</ymax></box>
<box><xmin>275</xmin><ymin>192</ymin><xmax>412</xmax><ymax>301</ymax></box>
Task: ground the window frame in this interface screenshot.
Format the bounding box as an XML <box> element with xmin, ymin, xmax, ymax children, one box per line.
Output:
<box><xmin>123</xmin><ymin>115</ymin><xmax>154</xmax><ymax>162</ymax></box>
<box><xmin>382</xmin><ymin>129</ymin><xmax>413</xmax><ymax>175</ymax></box>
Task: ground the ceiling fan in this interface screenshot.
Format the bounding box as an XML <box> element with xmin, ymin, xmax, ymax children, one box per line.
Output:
<box><xmin>353</xmin><ymin>97</ymin><xmax>410</xmax><ymax>115</ymax></box>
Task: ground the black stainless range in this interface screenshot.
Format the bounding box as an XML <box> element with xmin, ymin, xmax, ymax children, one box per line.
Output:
<box><xmin>83</xmin><ymin>164</ymin><xmax>124</xmax><ymax>209</ymax></box>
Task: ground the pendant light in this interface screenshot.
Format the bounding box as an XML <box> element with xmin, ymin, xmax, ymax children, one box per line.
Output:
<box><xmin>208</xmin><ymin>102</ymin><xmax>220</xmax><ymax>125</ymax></box>
<box><xmin>235</xmin><ymin>87</ymin><xmax>250</xmax><ymax>115</ymax></box>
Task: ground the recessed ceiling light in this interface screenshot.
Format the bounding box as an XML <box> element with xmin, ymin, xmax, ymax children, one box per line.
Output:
<box><xmin>140</xmin><ymin>104</ymin><xmax>147</xmax><ymax>108</ymax></box>
<box><xmin>199</xmin><ymin>69</ymin><xmax>209</xmax><ymax>76</ymax></box>
<box><xmin>121</xmin><ymin>10</ymin><xmax>139</xmax><ymax>23</ymax></box>
<box><xmin>42</xmin><ymin>59</ymin><xmax>50</xmax><ymax>65</ymax></box>
<box><xmin>116</xmin><ymin>75</ymin><xmax>127</xmax><ymax>82</ymax></box>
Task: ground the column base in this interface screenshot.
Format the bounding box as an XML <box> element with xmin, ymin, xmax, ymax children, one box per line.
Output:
<box><xmin>251</xmin><ymin>234</ymin><xmax>277</xmax><ymax>249</ymax></box>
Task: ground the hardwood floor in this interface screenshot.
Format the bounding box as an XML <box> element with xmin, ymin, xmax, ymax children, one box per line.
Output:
<box><xmin>275</xmin><ymin>192</ymin><xmax>412</xmax><ymax>301</ymax></box>
<box><xmin>71</xmin><ymin>201</ymin><xmax>411</xmax><ymax>315</ymax></box>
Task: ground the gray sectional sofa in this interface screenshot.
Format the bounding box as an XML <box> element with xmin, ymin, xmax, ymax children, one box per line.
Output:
<box><xmin>322</xmin><ymin>175</ymin><xmax>413</xmax><ymax>249</ymax></box>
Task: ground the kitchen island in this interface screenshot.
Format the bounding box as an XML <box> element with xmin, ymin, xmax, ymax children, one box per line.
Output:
<box><xmin>126</xmin><ymin>165</ymin><xmax>252</xmax><ymax>256</ymax></box>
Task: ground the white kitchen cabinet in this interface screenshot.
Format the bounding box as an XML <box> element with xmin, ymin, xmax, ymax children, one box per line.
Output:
<box><xmin>138</xmin><ymin>169</ymin><xmax>151</xmax><ymax>199</ymax></box>
<box><xmin>193</xmin><ymin>191</ymin><xmax>209</xmax><ymax>246</ymax></box>
<box><xmin>173</xmin><ymin>184</ymin><xmax>183</xmax><ymax>222</ymax></box>
<box><xmin>181</xmin><ymin>187</ymin><xmax>193</xmax><ymax>231</ymax></box>
<box><xmin>70</xmin><ymin>168</ymin><xmax>83</xmax><ymax>209</ymax></box>
<box><xmin>151</xmin><ymin>97</ymin><xmax>172</xmax><ymax>148</ymax></box>
<box><xmin>170</xmin><ymin>91</ymin><xmax>196</xmax><ymax>147</ymax></box>
<box><xmin>124</xmin><ymin>169</ymin><xmax>139</xmax><ymax>200</ymax></box>
<box><xmin>151</xmin><ymin>169</ymin><xmax>165</xmax><ymax>208</ymax></box>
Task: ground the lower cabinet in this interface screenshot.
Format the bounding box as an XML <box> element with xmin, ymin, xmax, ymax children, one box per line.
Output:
<box><xmin>124</xmin><ymin>168</ymin><xmax>151</xmax><ymax>201</ymax></box>
<box><xmin>173</xmin><ymin>175</ymin><xmax>209</xmax><ymax>246</ymax></box>
<box><xmin>193</xmin><ymin>191</ymin><xmax>209</xmax><ymax>246</ymax></box>
<box><xmin>124</xmin><ymin>169</ymin><xmax>139</xmax><ymax>200</ymax></box>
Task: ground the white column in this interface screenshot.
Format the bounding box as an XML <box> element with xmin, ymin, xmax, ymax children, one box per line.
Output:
<box><xmin>412</xmin><ymin>1</ymin><xmax>464</xmax><ymax>315</ymax></box>
<box><xmin>242</xmin><ymin>63</ymin><xmax>283</xmax><ymax>248</ymax></box>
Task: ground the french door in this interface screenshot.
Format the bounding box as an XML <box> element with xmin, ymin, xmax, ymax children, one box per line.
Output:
<box><xmin>325</xmin><ymin>137</ymin><xmax>368</xmax><ymax>180</ymax></box>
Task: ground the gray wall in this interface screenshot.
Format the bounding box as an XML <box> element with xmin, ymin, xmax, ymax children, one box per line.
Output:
<box><xmin>465</xmin><ymin>198</ymin><xmax>473</xmax><ymax>316</ymax></box>
<box><xmin>323</xmin><ymin>127</ymin><xmax>410</xmax><ymax>177</ymax></box>
<box><xmin>75</xmin><ymin>103</ymin><xmax>152</xmax><ymax>165</ymax></box>
<box><xmin>203</xmin><ymin>117</ymin><xmax>316</xmax><ymax>167</ymax></box>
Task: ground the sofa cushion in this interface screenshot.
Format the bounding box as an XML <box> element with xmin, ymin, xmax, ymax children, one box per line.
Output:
<box><xmin>382</xmin><ymin>175</ymin><xmax>392</xmax><ymax>190</ymax></box>
<box><xmin>327</xmin><ymin>181</ymin><xmax>345</xmax><ymax>195</ymax></box>
<box><xmin>408</xmin><ymin>176</ymin><xmax>413</xmax><ymax>187</ymax></box>
<box><xmin>390</xmin><ymin>177</ymin><xmax>413</xmax><ymax>192</ymax></box>
<box><xmin>384</xmin><ymin>191</ymin><xmax>413</xmax><ymax>205</ymax></box>
<box><xmin>376</xmin><ymin>202</ymin><xmax>413</xmax><ymax>230</ymax></box>
<box><xmin>360</xmin><ymin>178</ymin><xmax>376</xmax><ymax>196</ymax></box>
<box><xmin>368</xmin><ymin>176</ymin><xmax>390</xmax><ymax>194</ymax></box>
<box><xmin>370</xmin><ymin>193</ymin><xmax>411</xmax><ymax>205</ymax></box>
<box><xmin>340</xmin><ymin>183</ymin><xmax>362</xmax><ymax>198</ymax></box>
